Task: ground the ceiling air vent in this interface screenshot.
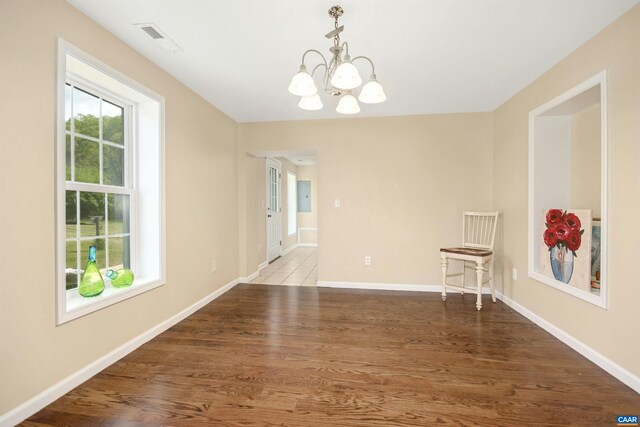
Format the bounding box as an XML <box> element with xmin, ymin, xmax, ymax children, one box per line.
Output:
<box><xmin>140</xmin><ymin>25</ymin><xmax>164</xmax><ymax>40</ymax></box>
<box><xmin>134</xmin><ymin>23</ymin><xmax>183</xmax><ymax>53</ymax></box>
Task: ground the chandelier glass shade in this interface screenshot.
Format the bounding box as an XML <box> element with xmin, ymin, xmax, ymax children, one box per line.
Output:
<box><xmin>358</xmin><ymin>74</ymin><xmax>386</xmax><ymax>104</ymax></box>
<box><xmin>299</xmin><ymin>93</ymin><xmax>323</xmax><ymax>110</ymax></box>
<box><xmin>336</xmin><ymin>93</ymin><xmax>360</xmax><ymax>114</ymax></box>
<box><xmin>287</xmin><ymin>65</ymin><xmax>318</xmax><ymax>97</ymax></box>
<box><xmin>288</xmin><ymin>5</ymin><xmax>386</xmax><ymax>114</ymax></box>
<box><xmin>330</xmin><ymin>57</ymin><xmax>362</xmax><ymax>90</ymax></box>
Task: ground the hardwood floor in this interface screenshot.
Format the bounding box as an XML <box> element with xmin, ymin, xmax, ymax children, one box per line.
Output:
<box><xmin>24</xmin><ymin>285</ymin><xmax>639</xmax><ymax>426</ymax></box>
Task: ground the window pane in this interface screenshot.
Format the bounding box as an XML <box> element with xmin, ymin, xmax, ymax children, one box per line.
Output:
<box><xmin>65</xmin><ymin>84</ymin><xmax>71</xmax><ymax>132</ymax></box>
<box><xmin>74</xmin><ymin>137</ymin><xmax>99</xmax><ymax>184</ymax></box>
<box><xmin>102</xmin><ymin>100</ymin><xmax>123</xmax><ymax>145</ymax></box>
<box><xmin>66</xmin><ymin>240</ymin><xmax>79</xmax><ymax>290</ymax></box>
<box><xmin>80</xmin><ymin>192</ymin><xmax>105</xmax><ymax>238</ymax></box>
<box><xmin>80</xmin><ymin>238</ymin><xmax>106</xmax><ymax>270</ymax></box>
<box><xmin>107</xmin><ymin>193</ymin><xmax>130</xmax><ymax>234</ymax></box>
<box><xmin>73</xmin><ymin>87</ymin><xmax>100</xmax><ymax>138</ymax></box>
<box><xmin>108</xmin><ymin>236</ymin><xmax>130</xmax><ymax>270</ymax></box>
<box><xmin>103</xmin><ymin>145</ymin><xmax>124</xmax><ymax>186</ymax></box>
<box><xmin>66</xmin><ymin>134</ymin><xmax>71</xmax><ymax>181</ymax></box>
<box><xmin>66</xmin><ymin>190</ymin><xmax>77</xmax><ymax>239</ymax></box>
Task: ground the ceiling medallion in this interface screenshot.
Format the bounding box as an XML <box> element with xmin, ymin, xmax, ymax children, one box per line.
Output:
<box><xmin>288</xmin><ymin>5</ymin><xmax>386</xmax><ymax>114</ymax></box>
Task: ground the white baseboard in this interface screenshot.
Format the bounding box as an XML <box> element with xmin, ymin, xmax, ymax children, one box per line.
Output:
<box><xmin>498</xmin><ymin>292</ymin><xmax>640</xmax><ymax>394</ymax></box>
<box><xmin>239</xmin><ymin>270</ymin><xmax>259</xmax><ymax>283</ymax></box>
<box><xmin>298</xmin><ymin>243</ymin><xmax>318</xmax><ymax>247</ymax></box>
<box><xmin>281</xmin><ymin>244</ymin><xmax>298</xmax><ymax>256</ymax></box>
<box><xmin>258</xmin><ymin>261</ymin><xmax>268</xmax><ymax>270</ymax></box>
<box><xmin>317</xmin><ymin>280</ymin><xmax>493</xmax><ymax>294</ymax></box>
<box><xmin>0</xmin><ymin>278</ymin><xmax>240</xmax><ymax>427</ymax></box>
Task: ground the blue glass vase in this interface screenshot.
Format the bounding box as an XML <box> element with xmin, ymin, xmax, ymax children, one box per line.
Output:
<box><xmin>550</xmin><ymin>245</ymin><xmax>574</xmax><ymax>284</ymax></box>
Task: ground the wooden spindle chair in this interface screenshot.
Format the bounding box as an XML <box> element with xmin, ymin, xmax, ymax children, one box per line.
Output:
<box><xmin>440</xmin><ymin>211</ymin><xmax>499</xmax><ymax>310</ymax></box>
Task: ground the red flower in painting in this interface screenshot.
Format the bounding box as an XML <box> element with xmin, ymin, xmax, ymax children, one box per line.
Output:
<box><xmin>544</xmin><ymin>227</ymin><xmax>558</xmax><ymax>247</ymax></box>
<box><xmin>566</xmin><ymin>231</ymin><xmax>582</xmax><ymax>252</ymax></box>
<box><xmin>542</xmin><ymin>209</ymin><xmax>584</xmax><ymax>254</ymax></box>
<box><xmin>554</xmin><ymin>223</ymin><xmax>571</xmax><ymax>241</ymax></box>
<box><xmin>546</xmin><ymin>209</ymin><xmax>564</xmax><ymax>225</ymax></box>
<box><xmin>564</xmin><ymin>213</ymin><xmax>581</xmax><ymax>232</ymax></box>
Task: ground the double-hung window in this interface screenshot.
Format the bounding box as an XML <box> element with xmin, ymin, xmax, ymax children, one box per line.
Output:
<box><xmin>64</xmin><ymin>82</ymin><xmax>132</xmax><ymax>291</ymax></box>
<box><xmin>57</xmin><ymin>40</ymin><xmax>165</xmax><ymax>324</ymax></box>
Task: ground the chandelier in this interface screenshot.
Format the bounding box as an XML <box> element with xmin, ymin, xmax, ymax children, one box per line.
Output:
<box><xmin>288</xmin><ymin>5</ymin><xmax>386</xmax><ymax>114</ymax></box>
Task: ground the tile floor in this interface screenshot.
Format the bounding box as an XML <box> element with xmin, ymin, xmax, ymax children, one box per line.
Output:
<box><xmin>250</xmin><ymin>247</ymin><xmax>317</xmax><ymax>286</ymax></box>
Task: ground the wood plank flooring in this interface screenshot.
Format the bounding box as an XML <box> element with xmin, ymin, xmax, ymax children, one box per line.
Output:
<box><xmin>23</xmin><ymin>285</ymin><xmax>640</xmax><ymax>426</ymax></box>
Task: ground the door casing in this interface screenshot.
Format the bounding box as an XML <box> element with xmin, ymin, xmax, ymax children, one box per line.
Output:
<box><xmin>265</xmin><ymin>158</ymin><xmax>282</xmax><ymax>263</ymax></box>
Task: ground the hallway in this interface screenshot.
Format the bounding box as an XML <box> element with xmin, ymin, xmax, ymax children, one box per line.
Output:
<box><xmin>250</xmin><ymin>247</ymin><xmax>317</xmax><ymax>286</ymax></box>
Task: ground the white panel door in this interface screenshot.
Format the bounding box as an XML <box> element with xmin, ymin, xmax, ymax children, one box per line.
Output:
<box><xmin>266</xmin><ymin>158</ymin><xmax>282</xmax><ymax>262</ymax></box>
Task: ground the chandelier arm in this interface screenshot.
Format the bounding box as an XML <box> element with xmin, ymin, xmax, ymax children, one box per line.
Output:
<box><xmin>301</xmin><ymin>49</ymin><xmax>328</xmax><ymax>68</ymax></box>
<box><xmin>310</xmin><ymin>63</ymin><xmax>329</xmax><ymax>92</ymax></box>
<box><xmin>340</xmin><ymin>41</ymin><xmax>350</xmax><ymax>57</ymax></box>
<box><xmin>351</xmin><ymin>55</ymin><xmax>375</xmax><ymax>75</ymax></box>
<box><xmin>310</xmin><ymin>63</ymin><xmax>328</xmax><ymax>78</ymax></box>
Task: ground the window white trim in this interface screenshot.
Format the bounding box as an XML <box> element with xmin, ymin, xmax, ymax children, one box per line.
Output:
<box><xmin>56</xmin><ymin>39</ymin><xmax>166</xmax><ymax>324</ymax></box>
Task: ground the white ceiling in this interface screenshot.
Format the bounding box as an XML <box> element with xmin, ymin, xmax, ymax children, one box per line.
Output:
<box><xmin>67</xmin><ymin>0</ymin><xmax>638</xmax><ymax>123</ymax></box>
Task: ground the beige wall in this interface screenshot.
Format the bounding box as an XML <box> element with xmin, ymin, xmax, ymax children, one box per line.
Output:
<box><xmin>0</xmin><ymin>0</ymin><xmax>239</xmax><ymax>414</ymax></box>
<box><xmin>493</xmin><ymin>5</ymin><xmax>640</xmax><ymax>378</ymax></box>
<box><xmin>571</xmin><ymin>103</ymin><xmax>602</xmax><ymax>217</ymax></box>
<box><xmin>238</xmin><ymin>154</ymin><xmax>265</xmax><ymax>276</ymax></box>
<box><xmin>296</xmin><ymin>165</ymin><xmax>318</xmax><ymax>245</ymax></box>
<box><xmin>278</xmin><ymin>158</ymin><xmax>298</xmax><ymax>251</ymax></box>
<box><xmin>238</xmin><ymin>114</ymin><xmax>494</xmax><ymax>285</ymax></box>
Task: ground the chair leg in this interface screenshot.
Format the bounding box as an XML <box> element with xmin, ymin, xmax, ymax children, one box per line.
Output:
<box><xmin>489</xmin><ymin>258</ymin><xmax>496</xmax><ymax>303</ymax></box>
<box><xmin>440</xmin><ymin>255</ymin><xmax>448</xmax><ymax>301</ymax></box>
<box><xmin>475</xmin><ymin>260</ymin><xmax>484</xmax><ymax>310</ymax></box>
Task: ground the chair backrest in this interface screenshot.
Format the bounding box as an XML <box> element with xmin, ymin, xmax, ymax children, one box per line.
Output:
<box><xmin>462</xmin><ymin>211</ymin><xmax>499</xmax><ymax>250</ymax></box>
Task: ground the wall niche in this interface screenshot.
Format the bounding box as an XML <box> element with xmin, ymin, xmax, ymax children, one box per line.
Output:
<box><xmin>528</xmin><ymin>71</ymin><xmax>608</xmax><ymax>308</ymax></box>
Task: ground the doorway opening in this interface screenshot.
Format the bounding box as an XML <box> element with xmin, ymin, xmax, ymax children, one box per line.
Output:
<box><xmin>251</xmin><ymin>151</ymin><xmax>318</xmax><ymax>286</ymax></box>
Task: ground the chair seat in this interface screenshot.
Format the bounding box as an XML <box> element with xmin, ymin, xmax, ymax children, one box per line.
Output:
<box><xmin>440</xmin><ymin>247</ymin><xmax>493</xmax><ymax>257</ymax></box>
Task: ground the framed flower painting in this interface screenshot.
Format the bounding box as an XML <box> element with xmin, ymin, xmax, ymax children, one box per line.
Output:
<box><xmin>539</xmin><ymin>209</ymin><xmax>592</xmax><ymax>293</ymax></box>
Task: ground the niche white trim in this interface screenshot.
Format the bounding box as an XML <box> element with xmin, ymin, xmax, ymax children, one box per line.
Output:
<box><xmin>528</xmin><ymin>70</ymin><xmax>608</xmax><ymax>308</ymax></box>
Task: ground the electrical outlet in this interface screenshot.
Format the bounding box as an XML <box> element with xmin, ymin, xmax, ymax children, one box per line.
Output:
<box><xmin>335</xmin><ymin>199</ymin><xmax>341</xmax><ymax>208</ymax></box>
<box><xmin>212</xmin><ymin>260</ymin><xmax>217</xmax><ymax>273</ymax></box>
<box><xmin>512</xmin><ymin>268</ymin><xmax>518</xmax><ymax>280</ymax></box>
<box><xmin>364</xmin><ymin>256</ymin><xmax>371</xmax><ymax>266</ymax></box>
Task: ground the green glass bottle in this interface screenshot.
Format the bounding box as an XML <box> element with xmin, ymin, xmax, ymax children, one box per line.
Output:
<box><xmin>79</xmin><ymin>245</ymin><xmax>105</xmax><ymax>297</ymax></box>
<box><xmin>106</xmin><ymin>268</ymin><xmax>134</xmax><ymax>288</ymax></box>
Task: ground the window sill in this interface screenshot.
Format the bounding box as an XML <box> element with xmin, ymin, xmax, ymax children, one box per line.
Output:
<box><xmin>59</xmin><ymin>278</ymin><xmax>164</xmax><ymax>324</ymax></box>
<box><xmin>288</xmin><ymin>232</ymin><xmax>297</xmax><ymax>237</ymax></box>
